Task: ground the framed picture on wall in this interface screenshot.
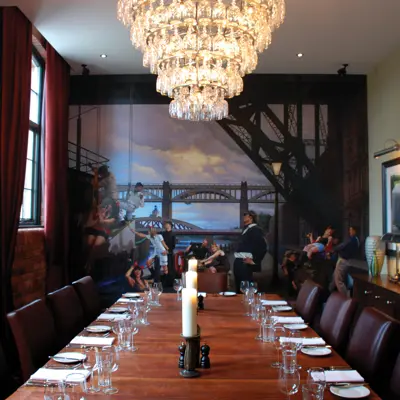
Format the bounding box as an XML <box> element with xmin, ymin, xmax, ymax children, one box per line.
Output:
<box><xmin>382</xmin><ymin>157</ymin><xmax>400</xmax><ymax>233</ymax></box>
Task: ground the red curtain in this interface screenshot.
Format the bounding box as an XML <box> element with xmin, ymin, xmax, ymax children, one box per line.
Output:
<box><xmin>44</xmin><ymin>45</ymin><xmax>70</xmax><ymax>291</ymax></box>
<box><xmin>0</xmin><ymin>7</ymin><xmax>32</xmax><ymax>316</ymax></box>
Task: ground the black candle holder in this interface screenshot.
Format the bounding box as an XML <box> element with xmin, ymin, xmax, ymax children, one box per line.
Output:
<box><xmin>180</xmin><ymin>334</ymin><xmax>201</xmax><ymax>378</ymax></box>
<box><xmin>198</xmin><ymin>295</ymin><xmax>204</xmax><ymax>310</ymax></box>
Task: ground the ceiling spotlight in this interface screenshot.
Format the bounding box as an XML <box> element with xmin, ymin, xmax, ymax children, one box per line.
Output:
<box><xmin>297</xmin><ymin>53</ymin><xmax>303</xmax><ymax>58</ymax></box>
<box><xmin>100</xmin><ymin>54</ymin><xmax>107</xmax><ymax>58</ymax></box>
<box><xmin>374</xmin><ymin>139</ymin><xmax>400</xmax><ymax>159</ymax></box>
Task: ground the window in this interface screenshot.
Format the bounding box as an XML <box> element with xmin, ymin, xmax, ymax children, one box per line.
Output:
<box><xmin>20</xmin><ymin>53</ymin><xmax>43</xmax><ymax>225</ymax></box>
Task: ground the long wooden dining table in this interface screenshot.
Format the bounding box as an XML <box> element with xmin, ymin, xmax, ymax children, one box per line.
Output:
<box><xmin>9</xmin><ymin>293</ymin><xmax>379</xmax><ymax>399</ymax></box>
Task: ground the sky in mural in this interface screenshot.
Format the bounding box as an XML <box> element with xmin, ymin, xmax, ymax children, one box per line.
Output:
<box><xmin>69</xmin><ymin>104</ymin><xmax>275</xmax><ymax>228</ymax></box>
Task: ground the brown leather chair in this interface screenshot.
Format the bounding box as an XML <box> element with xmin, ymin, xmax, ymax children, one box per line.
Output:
<box><xmin>198</xmin><ymin>272</ymin><xmax>228</xmax><ymax>293</ymax></box>
<box><xmin>390</xmin><ymin>353</ymin><xmax>400</xmax><ymax>399</ymax></box>
<box><xmin>294</xmin><ymin>280</ymin><xmax>324</xmax><ymax>324</ymax></box>
<box><xmin>47</xmin><ymin>285</ymin><xmax>85</xmax><ymax>348</ymax></box>
<box><xmin>7</xmin><ymin>299</ymin><xmax>58</xmax><ymax>381</ymax></box>
<box><xmin>72</xmin><ymin>276</ymin><xmax>102</xmax><ymax>325</ymax></box>
<box><xmin>319</xmin><ymin>292</ymin><xmax>358</xmax><ymax>356</ymax></box>
<box><xmin>346</xmin><ymin>307</ymin><xmax>400</xmax><ymax>397</ymax></box>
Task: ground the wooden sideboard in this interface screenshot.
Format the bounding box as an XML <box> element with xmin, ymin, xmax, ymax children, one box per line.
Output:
<box><xmin>352</xmin><ymin>274</ymin><xmax>400</xmax><ymax>320</ymax></box>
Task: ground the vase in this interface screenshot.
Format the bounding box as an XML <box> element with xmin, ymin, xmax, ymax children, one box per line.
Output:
<box><xmin>365</xmin><ymin>236</ymin><xmax>385</xmax><ymax>276</ymax></box>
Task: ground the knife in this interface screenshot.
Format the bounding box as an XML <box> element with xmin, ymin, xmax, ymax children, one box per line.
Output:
<box><xmin>330</xmin><ymin>383</ymin><xmax>368</xmax><ymax>388</ymax></box>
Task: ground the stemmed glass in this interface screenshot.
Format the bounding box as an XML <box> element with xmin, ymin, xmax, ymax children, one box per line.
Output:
<box><xmin>255</xmin><ymin>305</ymin><xmax>266</xmax><ymax>340</ymax></box>
<box><xmin>138</xmin><ymin>301</ymin><xmax>151</xmax><ymax>326</ymax></box>
<box><xmin>307</xmin><ymin>368</ymin><xmax>326</xmax><ymax>389</ymax></box>
<box><xmin>152</xmin><ymin>282</ymin><xmax>163</xmax><ymax>306</ymax></box>
<box><xmin>278</xmin><ymin>368</ymin><xmax>300</xmax><ymax>396</ymax></box>
<box><xmin>240</xmin><ymin>280</ymin><xmax>250</xmax><ymax>302</ymax></box>
<box><xmin>82</xmin><ymin>349</ymin><xmax>100</xmax><ymax>393</ymax></box>
<box><xmin>249</xmin><ymin>281</ymin><xmax>258</xmax><ymax>294</ymax></box>
<box><xmin>173</xmin><ymin>279</ymin><xmax>183</xmax><ymax>301</ymax></box>
<box><xmin>271</xmin><ymin>326</ymin><xmax>286</xmax><ymax>368</ymax></box>
<box><xmin>289</xmin><ymin>330</ymin><xmax>303</xmax><ymax>370</ymax></box>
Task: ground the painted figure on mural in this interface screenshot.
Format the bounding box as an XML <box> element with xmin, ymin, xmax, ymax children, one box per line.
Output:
<box><xmin>119</xmin><ymin>182</ymin><xmax>145</xmax><ymax>221</ymax></box>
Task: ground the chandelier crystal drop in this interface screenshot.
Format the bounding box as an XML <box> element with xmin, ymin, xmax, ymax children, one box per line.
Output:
<box><xmin>117</xmin><ymin>0</ymin><xmax>285</xmax><ymax>121</ymax></box>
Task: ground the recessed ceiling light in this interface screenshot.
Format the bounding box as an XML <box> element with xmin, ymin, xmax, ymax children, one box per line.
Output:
<box><xmin>100</xmin><ymin>54</ymin><xmax>107</xmax><ymax>58</ymax></box>
<box><xmin>297</xmin><ymin>53</ymin><xmax>303</xmax><ymax>58</ymax></box>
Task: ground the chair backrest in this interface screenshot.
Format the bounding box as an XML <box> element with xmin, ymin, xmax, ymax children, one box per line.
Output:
<box><xmin>47</xmin><ymin>285</ymin><xmax>85</xmax><ymax>348</ymax></box>
<box><xmin>390</xmin><ymin>353</ymin><xmax>400</xmax><ymax>399</ymax></box>
<box><xmin>72</xmin><ymin>276</ymin><xmax>101</xmax><ymax>325</ymax></box>
<box><xmin>319</xmin><ymin>292</ymin><xmax>358</xmax><ymax>355</ymax></box>
<box><xmin>294</xmin><ymin>280</ymin><xmax>323</xmax><ymax>324</ymax></box>
<box><xmin>7</xmin><ymin>299</ymin><xmax>58</xmax><ymax>381</ymax></box>
<box><xmin>346</xmin><ymin>307</ymin><xmax>400</xmax><ymax>397</ymax></box>
<box><xmin>198</xmin><ymin>272</ymin><xmax>228</xmax><ymax>293</ymax></box>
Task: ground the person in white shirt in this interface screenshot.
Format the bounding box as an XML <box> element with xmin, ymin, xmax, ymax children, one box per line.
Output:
<box><xmin>119</xmin><ymin>182</ymin><xmax>145</xmax><ymax>221</ymax></box>
<box><xmin>133</xmin><ymin>227</ymin><xmax>169</xmax><ymax>282</ymax></box>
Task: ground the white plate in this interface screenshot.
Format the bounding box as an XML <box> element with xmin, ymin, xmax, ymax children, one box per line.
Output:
<box><xmin>330</xmin><ymin>385</ymin><xmax>370</xmax><ymax>398</ymax></box>
<box><xmin>85</xmin><ymin>325</ymin><xmax>111</xmax><ymax>333</ymax></box>
<box><xmin>273</xmin><ymin>306</ymin><xmax>292</xmax><ymax>312</ymax></box>
<box><xmin>108</xmin><ymin>307</ymin><xmax>128</xmax><ymax>313</ymax></box>
<box><xmin>123</xmin><ymin>293</ymin><xmax>141</xmax><ymax>298</ymax></box>
<box><xmin>53</xmin><ymin>352</ymin><xmax>86</xmax><ymax>364</ymax></box>
<box><xmin>301</xmin><ymin>347</ymin><xmax>332</xmax><ymax>356</ymax></box>
<box><xmin>283</xmin><ymin>323</ymin><xmax>308</xmax><ymax>330</ymax></box>
<box><xmin>219</xmin><ymin>291</ymin><xmax>237</xmax><ymax>296</ymax></box>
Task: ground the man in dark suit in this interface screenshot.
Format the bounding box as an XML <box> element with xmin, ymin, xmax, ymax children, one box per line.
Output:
<box><xmin>234</xmin><ymin>211</ymin><xmax>267</xmax><ymax>293</ymax></box>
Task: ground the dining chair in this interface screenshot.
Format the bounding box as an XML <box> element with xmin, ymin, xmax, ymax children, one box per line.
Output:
<box><xmin>7</xmin><ymin>299</ymin><xmax>59</xmax><ymax>382</ymax></box>
<box><xmin>198</xmin><ymin>272</ymin><xmax>228</xmax><ymax>293</ymax></box>
<box><xmin>72</xmin><ymin>276</ymin><xmax>102</xmax><ymax>325</ymax></box>
<box><xmin>390</xmin><ymin>353</ymin><xmax>400</xmax><ymax>399</ymax></box>
<box><xmin>294</xmin><ymin>280</ymin><xmax>324</xmax><ymax>324</ymax></box>
<box><xmin>346</xmin><ymin>306</ymin><xmax>400</xmax><ymax>398</ymax></box>
<box><xmin>47</xmin><ymin>285</ymin><xmax>85</xmax><ymax>348</ymax></box>
<box><xmin>318</xmin><ymin>292</ymin><xmax>358</xmax><ymax>356</ymax></box>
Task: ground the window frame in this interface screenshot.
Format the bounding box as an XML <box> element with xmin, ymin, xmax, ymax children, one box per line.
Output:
<box><xmin>19</xmin><ymin>47</ymin><xmax>44</xmax><ymax>227</ymax></box>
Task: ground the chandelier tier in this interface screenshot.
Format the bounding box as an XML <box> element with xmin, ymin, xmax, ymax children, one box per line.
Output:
<box><xmin>117</xmin><ymin>0</ymin><xmax>285</xmax><ymax>121</ymax></box>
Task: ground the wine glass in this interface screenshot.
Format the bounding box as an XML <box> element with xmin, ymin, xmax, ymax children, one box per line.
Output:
<box><xmin>249</xmin><ymin>281</ymin><xmax>258</xmax><ymax>294</ymax></box>
<box><xmin>271</xmin><ymin>326</ymin><xmax>285</xmax><ymax>368</ymax></box>
<box><xmin>289</xmin><ymin>330</ymin><xmax>303</xmax><ymax>370</ymax></box>
<box><xmin>82</xmin><ymin>349</ymin><xmax>100</xmax><ymax>393</ymax></box>
<box><xmin>307</xmin><ymin>368</ymin><xmax>326</xmax><ymax>389</ymax></box>
<box><xmin>240</xmin><ymin>280</ymin><xmax>250</xmax><ymax>302</ymax></box>
<box><xmin>173</xmin><ymin>279</ymin><xmax>183</xmax><ymax>301</ymax></box>
<box><xmin>278</xmin><ymin>368</ymin><xmax>300</xmax><ymax>396</ymax></box>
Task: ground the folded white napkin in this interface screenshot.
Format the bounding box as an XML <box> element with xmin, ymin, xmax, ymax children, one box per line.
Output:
<box><xmin>30</xmin><ymin>368</ymin><xmax>90</xmax><ymax>382</ymax></box>
<box><xmin>70</xmin><ymin>336</ymin><xmax>115</xmax><ymax>347</ymax></box>
<box><xmin>261</xmin><ymin>300</ymin><xmax>288</xmax><ymax>306</ymax></box>
<box><xmin>97</xmin><ymin>313</ymin><xmax>129</xmax><ymax>321</ymax></box>
<box><xmin>198</xmin><ymin>292</ymin><xmax>207</xmax><ymax>297</ymax></box>
<box><xmin>280</xmin><ymin>337</ymin><xmax>325</xmax><ymax>345</ymax></box>
<box><xmin>116</xmin><ymin>297</ymin><xmax>140</xmax><ymax>303</ymax></box>
<box><xmin>273</xmin><ymin>316</ymin><xmax>304</xmax><ymax>324</ymax></box>
<box><xmin>315</xmin><ymin>370</ymin><xmax>364</xmax><ymax>383</ymax></box>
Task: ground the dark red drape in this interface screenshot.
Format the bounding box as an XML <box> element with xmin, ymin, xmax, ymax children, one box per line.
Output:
<box><xmin>44</xmin><ymin>45</ymin><xmax>70</xmax><ymax>291</ymax></box>
<box><xmin>0</xmin><ymin>7</ymin><xmax>32</xmax><ymax>316</ymax></box>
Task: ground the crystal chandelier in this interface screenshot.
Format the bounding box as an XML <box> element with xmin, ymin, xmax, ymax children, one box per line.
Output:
<box><xmin>117</xmin><ymin>0</ymin><xmax>285</xmax><ymax>121</ymax></box>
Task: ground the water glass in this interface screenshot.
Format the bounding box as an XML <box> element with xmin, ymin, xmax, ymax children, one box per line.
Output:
<box><xmin>271</xmin><ymin>326</ymin><xmax>285</xmax><ymax>368</ymax></box>
<box><xmin>302</xmin><ymin>383</ymin><xmax>324</xmax><ymax>400</ymax></box>
<box><xmin>96</xmin><ymin>349</ymin><xmax>118</xmax><ymax>394</ymax></box>
<box><xmin>137</xmin><ymin>302</ymin><xmax>150</xmax><ymax>325</ymax></box>
<box><xmin>245</xmin><ymin>291</ymin><xmax>254</xmax><ymax>317</ymax></box>
<box><xmin>278</xmin><ymin>368</ymin><xmax>300</xmax><ymax>396</ymax></box>
<box><xmin>255</xmin><ymin>305</ymin><xmax>266</xmax><ymax>340</ymax></box>
<box><xmin>82</xmin><ymin>350</ymin><xmax>100</xmax><ymax>393</ymax></box>
<box><xmin>101</xmin><ymin>346</ymin><xmax>120</xmax><ymax>372</ymax></box>
<box><xmin>44</xmin><ymin>380</ymin><xmax>67</xmax><ymax>400</ymax></box>
<box><xmin>261</xmin><ymin>320</ymin><xmax>275</xmax><ymax>343</ymax></box>
<box><xmin>173</xmin><ymin>279</ymin><xmax>183</xmax><ymax>301</ymax></box>
<box><xmin>249</xmin><ymin>281</ymin><xmax>258</xmax><ymax>294</ymax></box>
<box><xmin>289</xmin><ymin>330</ymin><xmax>303</xmax><ymax>369</ymax></box>
<box><xmin>240</xmin><ymin>281</ymin><xmax>250</xmax><ymax>300</ymax></box>
<box><xmin>307</xmin><ymin>368</ymin><xmax>326</xmax><ymax>388</ymax></box>
<box><xmin>65</xmin><ymin>373</ymin><xmax>87</xmax><ymax>399</ymax></box>
<box><xmin>282</xmin><ymin>345</ymin><xmax>298</xmax><ymax>373</ymax></box>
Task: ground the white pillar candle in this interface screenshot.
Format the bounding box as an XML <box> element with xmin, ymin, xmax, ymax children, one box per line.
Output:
<box><xmin>182</xmin><ymin>288</ymin><xmax>197</xmax><ymax>337</ymax></box>
<box><xmin>188</xmin><ymin>259</ymin><xmax>198</xmax><ymax>272</ymax></box>
<box><xmin>185</xmin><ymin>271</ymin><xmax>197</xmax><ymax>290</ymax></box>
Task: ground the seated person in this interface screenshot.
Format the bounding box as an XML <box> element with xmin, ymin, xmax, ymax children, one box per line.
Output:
<box><xmin>302</xmin><ymin>226</ymin><xmax>333</xmax><ymax>260</ymax></box>
<box><xmin>133</xmin><ymin>227</ymin><xmax>169</xmax><ymax>279</ymax></box>
<box><xmin>199</xmin><ymin>243</ymin><xmax>230</xmax><ymax>273</ymax></box>
<box><xmin>125</xmin><ymin>263</ymin><xmax>149</xmax><ymax>292</ymax></box>
<box><xmin>185</xmin><ymin>239</ymin><xmax>210</xmax><ymax>261</ymax></box>
<box><xmin>281</xmin><ymin>251</ymin><xmax>298</xmax><ymax>297</ymax></box>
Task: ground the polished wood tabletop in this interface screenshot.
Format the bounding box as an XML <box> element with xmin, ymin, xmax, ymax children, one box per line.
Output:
<box><xmin>9</xmin><ymin>294</ymin><xmax>379</xmax><ymax>399</ymax></box>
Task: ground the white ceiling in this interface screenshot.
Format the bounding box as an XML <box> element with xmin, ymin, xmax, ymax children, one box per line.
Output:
<box><xmin>2</xmin><ymin>0</ymin><xmax>400</xmax><ymax>75</ymax></box>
